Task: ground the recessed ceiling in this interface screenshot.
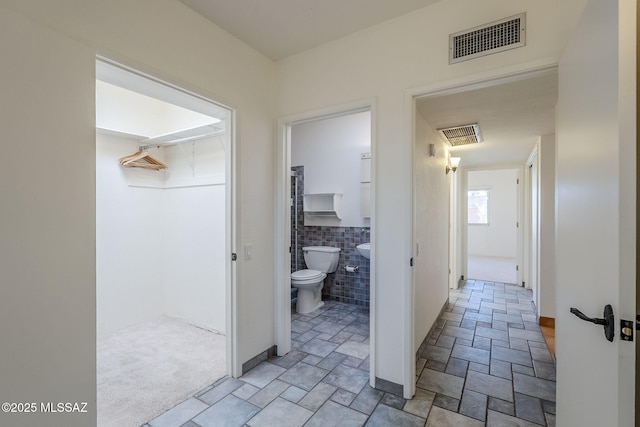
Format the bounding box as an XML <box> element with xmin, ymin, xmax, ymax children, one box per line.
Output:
<box><xmin>180</xmin><ymin>0</ymin><xmax>445</xmax><ymax>60</ymax></box>
<box><xmin>417</xmin><ymin>71</ymin><xmax>558</xmax><ymax>168</ymax></box>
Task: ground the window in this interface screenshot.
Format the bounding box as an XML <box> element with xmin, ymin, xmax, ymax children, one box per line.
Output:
<box><xmin>468</xmin><ymin>190</ymin><xmax>489</xmax><ymax>225</ymax></box>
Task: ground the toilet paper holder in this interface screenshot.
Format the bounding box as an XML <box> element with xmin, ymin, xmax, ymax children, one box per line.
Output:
<box><xmin>344</xmin><ymin>265</ymin><xmax>359</xmax><ymax>273</ymax></box>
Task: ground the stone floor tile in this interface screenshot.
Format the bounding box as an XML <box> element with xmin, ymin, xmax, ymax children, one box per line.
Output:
<box><xmin>316</xmin><ymin>351</ymin><xmax>346</xmax><ymax>371</ymax></box>
<box><xmin>475</xmin><ymin>326</ymin><xmax>509</xmax><ymax>342</ymax></box>
<box><xmin>278</xmin><ymin>362</ymin><xmax>329</xmax><ymax>391</ymax></box>
<box><xmin>350</xmin><ymin>385</ymin><xmax>383</xmax><ymax>415</ymax></box>
<box><xmin>269</xmin><ymin>350</ymin><xmax>308</xmax><ymax>369</ymax></box>
<box><xmin>248</xmin><ymin>379</ymin><xmax>290</xmax><ymax>408</ymax></box>
<box><xmin>335</xmin><ymin>341</ymin><xmax>369</xmax><ymax>359</ymax></box>
<box><xmin>491</xmin><ymin>345</ymin><xmax>533</xmax><ymax>368</ymax></box>
<box><xmin>422</xmin><ymin>344</ymin><xmax>452</xmax><ymax>364</ymax></box>
<box><xmin>193</xmin><ymin>395</ymin><xmax>260</xmax><ymax>427</ymax></box>
<box><xmin>305</xmin><ymin>401</ymin><xmax>367</xmax><ymax>427</ymax></box>
<box><xmin>509</xmin><ymin>337</ymin><xmax>530</xmax><ymax>352</ymax></box>
<box><xmin>380</xmin><ymin>392</ymin><xmax>406</xmax><ymax>409</ymax></box>
<box><xmin>233</xmin><ymin>383</ymin><xmax>260</xmax><ymax>400</ymax></box>
<box><xmin>488</xmin><ymin>397</ymin><xmax>514</xmax><ymax>416</ymax></box>
<box><xmin>468</xmin><ymin>362</ymin><xmax>490</xmax><ymax>374</ymax></box>
<box><xmin>199</xmin><ymin>378</ymin><xmax>246</xmax><ymax>405</ymax></box>
<box><xmin>456</xmin><ymin>338</ymin><xmax>474</xmax><ymax>347</ymax></box>
<box><xmin>451</xmin><ymin>343</ymin><xmax>490</xmax><ymax>365</ymax></box>
<box><xmin>426</xmin><ymin>406</ymin><xmax>485</xmax><ymax>427</ymax></box>
<box><xmin>507</xmin><ymin>302</ymin><xmax>535</xmax><ymax>312</ymax></box>
<box><xmin>514</xmin><ymin>392</ymin><xmax>545</xmax><ymax>425</ymax></box>
<box><xmin>403</xmin><ymin>388</ymin><xmax>435</xmax><ymax>418</ymax></box>
<box><xmin>445</xmin><ymin>357</ymin><xmax>469</xmax><ymax>378</ymax></box>
<box><xmin>416</xmin><ymin>357</ymin><xmax>427</xmax><ymax>374</ymax></box>
<box><xmin>246</xmin><ymin>397</ymin><xmax>313</xmax><ymax>427</ymax></box>
<box><xmin>240</xmin><ymin>363</ymin><xmax>287</xmax><ymax>389</ymax></box>
<box><xmin>365</xmin><ymin>404</ymin><xmax>425</xmax><ymax>427</ymax></box>
<box><xmin>180</xmin><ymin>421</ymin><xmax>200</xmax><ymax>427</ymax></box>
<box><xmin>532</xmin><ymin>359</ymin><xmax>556</xmax><ymax>381</ymax></box>
<box><xmin>459</xmin><ymin>389</ymin><xmax>487</xmax><ymax>422</ymax></box>
<box><xmin>297</xmin><ymin>382</ymin><xmax>336</xmax><ymax>411</ymax></box>
<box><xmin>330</xmin><ymin>388</ymin><xmax>356</xmax><ymax>406</ymax></box>
<box><xmin>441</xmin><ymin>312</ymin><xmax>464</xmax><ymax>322</ymax></box>
<box><xmin>508</xmin><ymin>328</ymin><xmax>546</xmax><ymax>343</ymax></box>
<box><xmin>493</xmin><ymin>313</ymin><xmax>524</xmax><ymax>324</ymax></box>
<box><xmin>486</xmin><ymin>409</ymin><xmax>541</xmax><ymax>426</ymax></box>
<box><xmin>328</xmin><ymin>331</ymin><xmax>353</xmax><ymax>344</ymax></box>
<box><xmin>301</xmin><ymin>354</ymin><xmax>323</xmax><ymax>365</ymax></box>
<box><xmin>148</xmin><ymin>398</ymin><xmax>209</xmax><ymax>427</ymax></box>
<box><xmin>433</xmin><ymin>394</ymin><xmax>460</xmax><ymax>412</ymax></box>
<box><xmin>513</xmin><ymin>373</ymin><xmax>556</xmax><ymax>402</ymax></box>
<box><xmin>455</xmin><ymin>300</ymin><xmax>481</xmax><ymax>310</ymax></box>
<box><xmin>529</xmin><ymin>346</ymin><xmax>554</xmax><ymax>363</ymax></box>
<box><xmin>472</xmin><ymin>336</ymin><xmax>491</xmax><ymax>350</ymax></box>
<box><xmin>463</xmin><ymin>311</ymin><xmax>493</xmax><ymax>323</ymax></box>
<box><xmin>299</xmin><ymin>338</ymin><xmax>339</xmax><ymax>358</ymax></box>
<box><xmin>294</xmin><ymin>330</ymin><xmax>320</xmax><ymax>344</ymax></box>
<box><xmin>545</xmin><ymin>413</ymin><xmax>556</xmax><ymax>426</ymax></box>
<box><xmin>442</xmin><ymin>325</ymin><xmax>475</xmax><ymax>341</ymax></box>
<box><xmin>492</xmin><ymin>320</ymin><xmax>509</xmax><ymax>331</ymax></box>
<box><xmin>460</xmin><ymin>318</ymin><xmax>477</xmax><ymax>330</ymax></box>
<box><xmin>435</xmin><ymin>334</ymin><xmax>456</xmax><ymax>349</ymax></box>
<box><xmin>465</xmin><ymin>370</ymin><xmax>513</xmax><ymax>402</ymax></box>
<box><xmin>291</xmin><ymin>319</ymin><xmax>314</xmax><ymax>334</ymax></box>
<box><xmin>343</xmin><ymin>355</ymin><xmax>365</xmax><ymax>368</ymax></box>
<box><xmin>323</xmin><ymin>364</ymin><xmax>369</xmax><ymax>394</ymax></box>
<box><xmin>541</xmin><ymin>399</ymin><xmax>556</xmax><ymax>415</ymax></box>
<box><xmin>417</xmin><ymin>368</ymin><xmax>465</xmax><ymax>399</ymax></box>
<box><xmin>314</xmin><ymin>320</ymin><xmax>347</xmax><ymax>335</ymax></box>
<box><xmin>490</xmin><ymin>359</ymin><xmax>512</xmax><ymax>380</ymax></box>
<box><xmin>512</xmin><ymin>364</ymin><xmax>535</xmax><ymax>377</ymax></box>
<box><xmin>481</xmin><ymin>301</ymin><xmax>507</xmax><ymax>311</ymax></box>
<box><xmin>280</xmin><ymin>385</ymin><xmax>307</xmax><ymax>403</ymax></box>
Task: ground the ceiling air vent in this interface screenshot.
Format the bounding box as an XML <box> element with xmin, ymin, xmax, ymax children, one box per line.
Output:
<box><xmin>438</xmin><ymin>124</ymin><xmax>482</xmax><ymax>147</ymax></box>
<box><xmin>449</xmin><ymin>13</ymin><xmax>526</xmax><ymax>64</ymax></box>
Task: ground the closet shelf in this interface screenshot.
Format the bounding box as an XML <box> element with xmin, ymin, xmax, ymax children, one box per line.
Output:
<box><xmin>303</xmin><ymin>193</ymin><xmax>342</xmax><ymax>219</ymax></box>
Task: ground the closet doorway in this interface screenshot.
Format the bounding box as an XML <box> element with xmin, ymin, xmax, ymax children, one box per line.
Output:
<box><xmin>95</xmin><ymin>59</ymin><xmax>236</xmax><ymax>427</ymax></box>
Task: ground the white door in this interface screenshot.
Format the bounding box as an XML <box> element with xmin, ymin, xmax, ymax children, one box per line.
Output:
<box><xmin>555</xmin><ymin>1</ymin><xmax>635</xmax><ymax>425</ymax></box>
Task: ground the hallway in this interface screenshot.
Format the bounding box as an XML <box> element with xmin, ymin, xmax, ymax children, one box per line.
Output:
<box><xmin>144</xmin><ymin>281</ymin><xmax>555</xmax><ymax>426</ymax></box>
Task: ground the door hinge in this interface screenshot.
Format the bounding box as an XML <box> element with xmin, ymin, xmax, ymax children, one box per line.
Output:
<box><xmin>517</xmin><ymin>178</ymin><xmax>520</xmax><ymax>184</ymax></box>
<box><xmin>231</xmin><ymin>253</ymin><xmax>237</xmax><ymax>261</ymax></box>
<box><xmin>410</xmin><ymin>257</ymin><xmax>414</xmax><ymax>267</ymax></box>
<box><xmin>516</xmin><ymin>265</ymin><xmax>519</xmax><ymax>271</ymax></box>
<box><xmin>516</xmin><ymin>221</ymin><xmax>519</xmax><ymax>228</ymax></box>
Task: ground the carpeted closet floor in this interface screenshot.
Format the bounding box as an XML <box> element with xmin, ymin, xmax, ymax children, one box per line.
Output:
<box><xmin>97</xmin><ymin>317</ymin><xmax>226</xmax><ymax>427</ymax></box>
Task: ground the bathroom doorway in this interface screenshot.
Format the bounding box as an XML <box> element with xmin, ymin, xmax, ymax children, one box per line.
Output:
<box><xmin>95</xmin><ymin>58</ymin><xmax>236</xmax><ymax>427</ymax></box>
<box><xmin>276</xmin><ymin>102</ymin><xmax>376</xmax><ymax>384</ymax></box>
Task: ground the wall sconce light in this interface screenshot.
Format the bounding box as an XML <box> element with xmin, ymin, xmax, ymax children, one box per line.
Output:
<box><xmin>446</xmin><ymin>157</ymin><xmax>461</xmax><ymax>174</ymax></box>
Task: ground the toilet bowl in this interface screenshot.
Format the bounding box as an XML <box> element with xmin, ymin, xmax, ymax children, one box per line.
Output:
<box><xmin>291</xmin><ymin>246</ymin><xmax>340</xmax><ymax>314</ymax></box>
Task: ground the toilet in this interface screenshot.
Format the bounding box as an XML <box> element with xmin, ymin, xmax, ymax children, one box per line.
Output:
<box><xmin>291</xmin><ymin>246</ymin><xmax>340</xmax><ymax>314</ymax></box>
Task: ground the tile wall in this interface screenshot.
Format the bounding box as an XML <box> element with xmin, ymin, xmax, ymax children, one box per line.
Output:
<box><xmin>291</xmin><ymin>166</ymin><xmax>370</xmax><ymax>306</ymax></box>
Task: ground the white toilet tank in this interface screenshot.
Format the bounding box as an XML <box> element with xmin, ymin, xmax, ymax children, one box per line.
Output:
<box><xmin>303</xmin><ymin>246</ymin><xmax>340</xmax><ymax>273</ymax></box>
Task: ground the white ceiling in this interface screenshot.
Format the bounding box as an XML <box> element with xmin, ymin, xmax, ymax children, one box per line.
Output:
<box><xmin>416</xmin><ymin>71</ymin><xmax>558</xmax><ymax>168</ymax></box>
<box><xmin>179</xmin><ymin>0</ymin><xmax>444</xmax><ymax>60</ymax></box>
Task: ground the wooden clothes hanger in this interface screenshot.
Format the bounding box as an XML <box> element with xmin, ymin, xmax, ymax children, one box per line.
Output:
<box><xmin>119</xmin><ymin>149</ymin><xmax>167</xmax><ymax>170</ymax></box>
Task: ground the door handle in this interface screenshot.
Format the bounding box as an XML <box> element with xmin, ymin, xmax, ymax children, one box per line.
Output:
<box><xmin>570</xmin><ymin>304</ymin><xmax>615</xmax><ymax>342</ymax></box>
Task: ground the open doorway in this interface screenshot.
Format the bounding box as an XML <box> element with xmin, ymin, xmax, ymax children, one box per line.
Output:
<box><xmin>276</xmin><ymin>103</ymin><xmax>375</xmax><ymax>385</ymax></box>
<box><xmin>465</xmin><ymin>168</ymin><xmax>521</xmax><ymax>285</ymax></box>
<box><xmin>95</xmin><ymin>59</ymin><xmax>235</xmax><ymax>427</ymax></box>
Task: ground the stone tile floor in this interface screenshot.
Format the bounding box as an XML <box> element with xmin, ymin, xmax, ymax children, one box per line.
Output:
<box><xmin>144</xmin><ymin>279</ymin><xmax>556</xmax><ymax>426</ymax></box>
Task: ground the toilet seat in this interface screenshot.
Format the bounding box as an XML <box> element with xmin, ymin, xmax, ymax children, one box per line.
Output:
<box><xmin>291</xmin><ymin>269</ymin><xmax>326</xmax><ymax>286</ymax></box>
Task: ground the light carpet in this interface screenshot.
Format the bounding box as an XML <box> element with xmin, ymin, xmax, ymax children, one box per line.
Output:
<box><xmin>97</xmin><ymin>317</ymin><xmax>226</xmax><ymax>427</ymax></box>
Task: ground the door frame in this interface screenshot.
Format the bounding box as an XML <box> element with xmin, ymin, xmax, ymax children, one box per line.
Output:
<box><xmin>406</xmin><ymin>62</ymin><xmax>557</xmax><ymax>397</ymax></box>
<box><xmin>94</xmin><ymin>56</ymin><xmax>239</xmax><ymax>377</ymax></box>
<box><xmin>275</xmin><ymin>98</ymin><xmax>377</xmax><ymax>384</ymax></box>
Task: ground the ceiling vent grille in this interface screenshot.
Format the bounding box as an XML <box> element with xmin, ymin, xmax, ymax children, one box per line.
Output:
<box><xmin>449</xmin><ymin>13</ymin><xmax>526</xmax><ymax>64</ymax></box>
<box><xmin>438</xmin><ymin>124</ymin><xmax>483</xmax><ymax>146</ymax></box>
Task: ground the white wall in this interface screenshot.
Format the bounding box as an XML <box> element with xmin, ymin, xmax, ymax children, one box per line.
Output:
<box><xmin>163</xmin><ymin>139</ymin><xmax>226</xmax><ymax>333</ymax></box>
<box><xmin>0</xmin><ymin>2</ymin><xmax>275</xmax><ymax>423</ymax></box>
<box><xmin>96</xmin><ymin>134</ymin><xmax>165</xmax><ymax>336</ymax></box>
<box><xmin>0</xmin><ymin>8</ymin><xmax>96</xmax><ymax>427</ymax></box>
<box><xmin>467</xmin><ymin>169</ymin><xmax>519</xmax><ymax>258</ymax></box>
<box><xmin>291</xmin><ymin>111</ymin><xmax>371</xmax><ymax>227</ymax></box>
<box><xmin>413</xmin><ymin>111</ymin><xmax>450</xmax><ymax>351</ymax></box>
<box><xmin>537</xmin><ymin>134</ymin><xmax>555</xmax><ymax>319</ymax></box>
<box><xmin>277</xmin><ymin>0</ymin><xmax>588</xmax><ymax>389</ymax></box>
<box><xmin>96</xmin><ymin>133</ymin><xmax>226</xmax><ymax>337</ymax></box>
